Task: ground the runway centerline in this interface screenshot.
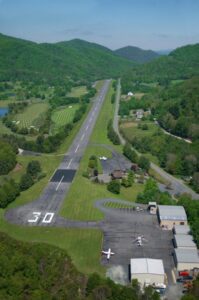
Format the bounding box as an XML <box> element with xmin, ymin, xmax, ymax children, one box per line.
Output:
<box><xmin>56</xmin><ymin>175</ymin><xmax>64</xmax><ymax>191</ymax></box>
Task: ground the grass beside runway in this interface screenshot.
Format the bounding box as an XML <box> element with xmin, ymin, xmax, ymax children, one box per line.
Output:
<box><xmin>0</xmin><ymin>210</ymin><xmax>104</xmax><ymax>275</ymax></box>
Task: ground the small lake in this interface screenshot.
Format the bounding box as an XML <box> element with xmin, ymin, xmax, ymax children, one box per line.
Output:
<box><xmin>0</xmin><ymin>107</ymin><xmax>8</xmax><ymax>117</ymax></box>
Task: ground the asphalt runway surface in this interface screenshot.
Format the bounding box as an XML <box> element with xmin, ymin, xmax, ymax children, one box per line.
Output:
<box><xmin>5</xmin><ymin>80</ymin><xmax>111</xmax><ymax>227</ymax></box>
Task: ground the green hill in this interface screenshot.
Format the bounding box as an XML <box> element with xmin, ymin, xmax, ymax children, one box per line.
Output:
<box><xmin>0</xmin><ymin>34</ymin><xmax>133</xmax><ymax>82</ymax></box>
<box><xmin>122</xmin><ymin>43</ymin><xmax>199</xmax><ymax>92</ymax></box>
<box><xmin>115</xmin><ymin>46</ymin><xmax>160</xmax><ymax>63</ymax></box>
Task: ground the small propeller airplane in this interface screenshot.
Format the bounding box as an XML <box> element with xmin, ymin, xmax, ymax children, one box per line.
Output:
<box><xmin>133</xmin><ymin>235</ymin><xmax>148</xmax><ymax>247</ymax></box>
<box><xmin>102</xmin><ymin>248</ymin><xmax>115</xmax><ymax>260</ymax></box>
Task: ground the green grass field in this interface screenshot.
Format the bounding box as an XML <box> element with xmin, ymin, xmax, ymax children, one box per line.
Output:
<box><xmin>67</xmin><ymin>86</ymin><xmax>87</xmax><ymax>97</ymax></box>
<box><xmin>14</xmin><ymin>102</ymin><xmax>49</xmax><ymax>129</ymax></box>
<box><xmin>51</xmin><ymin>105</ymin><xmax>79</xmax><ymax>133</ymax></box>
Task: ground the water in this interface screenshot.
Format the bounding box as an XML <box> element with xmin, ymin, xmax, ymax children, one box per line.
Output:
<box><xmin>0</xmin><ymin>107</ymin><xmax>8</xmax><ymax>117</ymax></box>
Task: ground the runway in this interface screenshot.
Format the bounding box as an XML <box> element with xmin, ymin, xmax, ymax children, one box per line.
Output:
<box><xmin>5</xmin><ymin>80</ymin><xmax>111</xmax><ymax>226</ymax></box>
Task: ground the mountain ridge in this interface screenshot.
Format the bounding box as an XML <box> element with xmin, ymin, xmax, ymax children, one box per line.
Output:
<box><xmin>115</xmin><ymin>45</ymin><xmax>160</xmax><ymax>63</ymax></box>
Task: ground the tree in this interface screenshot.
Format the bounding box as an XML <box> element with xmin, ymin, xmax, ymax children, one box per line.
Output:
<box><xmin>20</xmin><ymin>173</ymin><xmax>34</xmax><ymax>191</ymax></box>
<box><xmin>107</xmin><ymin>180</ymin><xmax>121</xmax><ymax>194</ymax></box>
<box><xmin>123</xmin><ymin>143</ymin><xmax>138</xmax><ymax>163</ymax></box>
<box><xmin>138</xmin><ymin>156</ymin><xmax>150</xmax><ymax>172</ymax></box>
<box><xmin>191</xmin><ymin>173</ymin><xmax>199</xmax><ymax>193</ymax></box>
<box><xmin>27</xmin><ymin>161</ymin><xmax>41</xmax><ymax>178</ymax></box>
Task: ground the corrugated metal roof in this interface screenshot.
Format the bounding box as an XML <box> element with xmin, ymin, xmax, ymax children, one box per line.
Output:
<box><xmin>174</xmin><ymin>225</ymin><xmax>191</xmax><ymax>235</ymax></box>
<box><xmin>158</xmin><ymin>205</ymin><xmax>187</xmax><ymax>221</ymax></box>
<box><xmin>175</xmin><ymin>248</ymin><xmax>199</xmax><ymax>263</ymax></box>
<box><xmin>174</xmin><ymin>234</ymin><xmax>196</xmax><ymax>248</ymax></box>
<box><xmin>130</xmin><ymin>258</ymin><xmax>164</xmax><ymax>275</ymax></box>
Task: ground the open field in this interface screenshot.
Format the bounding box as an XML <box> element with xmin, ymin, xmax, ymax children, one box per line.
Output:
<box><xmin>51</xmin><ymin>104</ymin><xmax>79</xmax><ymax>133</ymax></box>
<box><xmin>67</xmin><ymin>85</ymin><xmax>87</xmax><ymax>97</ymax></box>
<box><xmin>120</xmin><ymin>121</ymin><xmax>158</xmax><ymax>139</ymax></box>
<box><xmin>14</xmin><ymin>102</ymin><xmax>49</xmax><ymax>129</ymax></box>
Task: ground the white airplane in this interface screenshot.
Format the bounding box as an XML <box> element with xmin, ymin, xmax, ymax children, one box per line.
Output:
<box><xmin>99</xmin><ymin>156</ymin><xmax>107</xmax><ymax>161</ymax></box>
<box><xmin>102</xmin><ymin>248</ymin><xmax>115</xmax><ymax>260</ymax></box>
<box><xmin>133</xmin><ymin>235</ymin><xmax>148</xmax><ymax>247</ymax></box>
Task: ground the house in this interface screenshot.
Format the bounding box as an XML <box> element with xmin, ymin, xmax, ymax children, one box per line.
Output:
<box><xmin>97</xmin><ymin>174</ymin><xmax>111</xmax><ymax>184</ymax></box>
<box><xmin>127</xmin><ymin>91</ymin><xmax>134</xmax><ymax>97</ymax></box>
<box><xmin>111</xmin><ymin>170</ymin><xmax>126</xmax><ymax>180</ymax></box>
<box><xmin>136</xmin><ymin>109</ymin><xmax>144</xmax><ymax>120</ymax></box>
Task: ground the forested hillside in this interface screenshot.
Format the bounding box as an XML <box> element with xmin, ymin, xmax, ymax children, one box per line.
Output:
<box><xmin>0</xmin><ymin>34</ymin><xmax>133</xmax><ymax>82</ymax></box>
<box><xmin>0</xmin><ymin>232</ymin><xmax>162</xmax><ymax>300</ymax></box>
<box><xmin>122</xmin><ymin>43</ymin><xmax>199</xmax><ymax>92</ymax></box>
<box><xmin>155</xmin><ymin>77</ymin><xmax>199</xmax><ymax>141</ymax></box>
<box><xmin>115</xmin><ymin>46</ymin><xmax>160</xmax><ymax>63</ymax></box>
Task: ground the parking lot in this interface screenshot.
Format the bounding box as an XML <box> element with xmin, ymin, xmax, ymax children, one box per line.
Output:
<box><xmin>97</xmin><ymin>199</ymin><xmax>175</xmax><ymax>285</ymax></box>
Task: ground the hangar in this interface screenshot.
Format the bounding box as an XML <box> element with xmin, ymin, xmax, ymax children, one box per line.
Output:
<box><xmin>130</xmin><ymin>258</ymin><xmax>165</xmax><ymax>287</ymax></box>
<box><xmin>174</xmin><ymin>234</ymin><xmax>197</xmax><ymax>250</ymax></box>
<box><xmin>173</xmin><ymin>224</ymin><xmax>191</xmax><ymax>235</ymax></box>
<box><xmin>158</xmin><ymin>205</ymin><xmax>187</xmax><ymax>230</ymax></box>
<box><xmin>174</xmin><ymin>248</ymin><xmax>199</xmax><ymax>271</ymax></box>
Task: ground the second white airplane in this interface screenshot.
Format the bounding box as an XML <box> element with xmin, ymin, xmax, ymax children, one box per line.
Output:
<box><xmin>102</xmin><ymin>248</ymin><xmax>115</xmax><ymax>260</ymax></box>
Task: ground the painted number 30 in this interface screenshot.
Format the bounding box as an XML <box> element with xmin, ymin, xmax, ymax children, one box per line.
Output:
<box><xmin>28</xmin><ymin>212</ymin><xmax>54</xmax><ymax>224</ymax></box>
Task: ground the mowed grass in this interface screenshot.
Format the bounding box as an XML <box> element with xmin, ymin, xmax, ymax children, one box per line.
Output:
<box><xmin>14</xmin><ymin>102</ymin><xmax>49</xmax><ymax>129</ymax></box>
<box><xmin>60</xmin><ymin>83</ymin><xmax>144</xmax><ymax>221</ymax></box>
<box><xmin>51</xmin><ymin>105</ymin><xmax>79</xmax><ymax>133</ymax></box>
<box><xmin>120</xmin><ymin>121</ymin><xmax>158</xmax><ymax>140</ymax></box>
<box><xmin>67</xmin><ymin>86</ymin><xmax>87</xmax><ymax>97</ymax></box>
<box><xmin>0</xmin><ymin>211</ymin><xmax>104</xmax><ymax>275</ymax></box>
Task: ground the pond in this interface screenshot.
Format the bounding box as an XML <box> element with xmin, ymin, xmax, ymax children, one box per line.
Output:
<box><xmin>0</xmin><ymin>107</ymin><xmax>8</xmax><ymax>117</ymax></box>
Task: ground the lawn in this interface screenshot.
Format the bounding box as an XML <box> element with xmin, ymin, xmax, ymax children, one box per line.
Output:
<box><xmin>51</xmin><ymin>104</ymin><xmax>79</xmax><ymax>133</ymax></box>
<box><xmin>14</xmin><ymin>102</ymin><xmax>49</xmax><ymax>129</ymax></box>
<box><xmin>120</xmin><ymin>121</ymin><xmax>159</xmax><ymax>140</ymax></box>
<box><xmin>67</xmin><ymin>86</ymin><xmax>88</xmax><ymax>97</ymax></box>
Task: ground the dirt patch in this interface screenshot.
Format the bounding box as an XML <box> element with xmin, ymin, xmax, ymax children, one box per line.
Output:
<box><xmin>120</xmin><ymin>122</ymin><xmax>137</xmax><ymax>129</ymax></box>
<box><xmin>134</xmin><ymin>93</ymin><xmax>145</xmax><ymax>99</ymax></box>
<box><xmin>13</xmin><ymin>163</ymin><xmax>23</xmax><ymax>172</ymax></box>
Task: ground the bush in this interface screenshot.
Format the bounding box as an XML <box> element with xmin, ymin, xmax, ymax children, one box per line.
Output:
<box><xmin>20</xmin><ymin>173</ymin><xmax>34</xmax><ymax>191</ymax></box>
<box><xmin>138</xmin><ymin>156</ymin><xmax>150</xmax><ymax>172</ymax></box>
<box><xmin>107</xmin><ymin>180</ymin><xmax>121</xmax><ymax>194</ymax></box>
<box><xmin>123</xmin><ymin>143</ymin><xmax>138</xmax><ymax>163</ymax></box>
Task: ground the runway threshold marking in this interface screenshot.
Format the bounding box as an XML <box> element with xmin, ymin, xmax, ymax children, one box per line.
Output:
<box><xmin>67</xmin><ymin>158</ymin><xmax>73</xmax><ymax>169</ymax></box>
<box><xmin>56</xmin><ymin>175</ymin><xmax>64</xmax><ymax>191</ymax></box>
<box><xmin>75</xmin><ymin>144</ymin><xmax>80</xmax><ymax>153</ymax></box>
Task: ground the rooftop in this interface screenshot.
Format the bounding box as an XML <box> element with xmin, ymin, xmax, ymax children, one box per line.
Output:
<box><xmin>158</xmin><ymin>205</ymin><xmax>187</xmax><ymax>221</ymax></box>
<box><xmin>174</xmin><ymin>234</ymin><xmax>196</xmax><ymax>248</ymax></box>
<box><xmin>174</xmin><ymin>225</ymin><xmax>191</xmax><ymax>235</ymax></box>
<box><xmin>130</xmin><ymin>258</ymin><xmax>164</xmax><ymax>275</ymax></box>
<box><xmin>174</xmin><ymin>248</ymin><xmax>199</xmax><ymax>263</ymax></box>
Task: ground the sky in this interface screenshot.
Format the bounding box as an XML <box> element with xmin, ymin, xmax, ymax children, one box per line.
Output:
<box><xmin>0</xmin><ymin>0</ymin><xmax>199</xmax><ymax>50</ymax></box>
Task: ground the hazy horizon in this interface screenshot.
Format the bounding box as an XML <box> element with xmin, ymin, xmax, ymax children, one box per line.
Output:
<box><xmin>0</xmin><ymin>0</ymin><xmax>199</xmax><ymax>51</ymax></box>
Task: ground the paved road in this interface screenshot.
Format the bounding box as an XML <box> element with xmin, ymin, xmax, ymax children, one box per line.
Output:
<box><xmin>113</xmin><ymin>81</ymin><xmax>199</xmax><ymax>200</ymax></box>
<box><xmin>5</xmin><ymin>80</ymin><xmax>111</xmax><ymax>226</ymax></box>
<box><xmin>113</xmin><ymin>79</ymin><xmax>125</xmax><ymax>145</ymax></box>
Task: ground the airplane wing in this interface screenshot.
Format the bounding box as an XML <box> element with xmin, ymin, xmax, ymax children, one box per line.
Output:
<box><xmin>102</xmin><ymin>251</ymin><xmax>108</xmax><ymax>254</ymax></box>
<box><xmin>110</xmin><ymin>252</ymin><xmax>115</xmax><ymax>255</ymax></box>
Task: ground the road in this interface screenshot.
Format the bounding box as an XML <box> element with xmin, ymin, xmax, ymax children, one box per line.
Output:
<box><xmin>113</xmin><ymin>80</ymin><xmax>199</xmax><ymax>200</ymax></box>
<box><xmin>5</xmin><ymin>80</ymin><xmax>111</xmax><ymax>226</ymax></box>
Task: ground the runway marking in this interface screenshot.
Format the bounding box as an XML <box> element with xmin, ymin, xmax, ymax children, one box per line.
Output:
<box><xmin>56</xmin><ymin>175</ymin><xmax>64</xmax><ymax>191</ymax></box>
<box><xmin>85</xmin><ymin>125</ymin><xmax>89</xmax><ymax>131</ymax></box>
<box><xmin>67</xmin><ymin>158</ymin><xmax>73</xmax><ymax>169</ymax></box>
<box><xmin>81</xmin><ymin>133</ymin><xmax>85</xmax><ymax>141</ymax></box>
<box><xmin>49</xmin><ymin>169</ymin><xmax>57</xmax><ymax>182</ymax></box>
<box><xmin>75</xmin><ymin>144</ymin><xmax>80</xmax><ymax>153</ymax></box>
<box><xmin>42</xmin><ymin>213</ymin><xmax>54</xmax><ymax>223</ymax></box>
<box><xmin>28</xmin><ymin>212</ymin><xmax>41</xmax><ymax>223</ymax></box>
